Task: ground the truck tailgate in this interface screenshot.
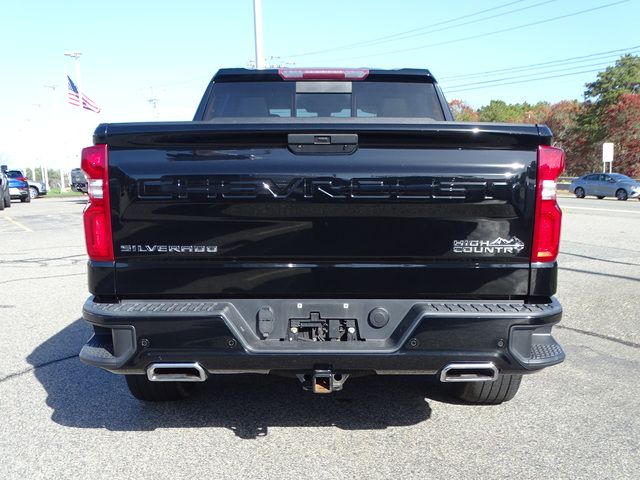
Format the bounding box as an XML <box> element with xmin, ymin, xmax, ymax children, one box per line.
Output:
<box><xmin>101</xmin><ymin>122</ymin><xmax>548</xmax><ymax>299</ymax></box>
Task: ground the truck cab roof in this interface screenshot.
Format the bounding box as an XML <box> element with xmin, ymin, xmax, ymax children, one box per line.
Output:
<box><xmin>212</xmin><ymin>68</ymin><xmax>437</xmax><ymax>83</ymax></box>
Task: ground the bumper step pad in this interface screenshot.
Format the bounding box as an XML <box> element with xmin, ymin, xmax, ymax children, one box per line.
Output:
<box><xmin>80</xmin><ymin>335</ymin><xmax>115</xmax><ymax>360</ymax></box>
<box><xmin>509</xmin><ymin>325</ymin><xmax>565</xmax><ymax>368</ymax></box>
<box><xmin>79</xmin><ymin>327</ymin><xmax>137</xmax><ymax>369</ymax></box>
<box><xmin>531</xmin><ymin>342</ymin><xmax>564</xmax><ymax>361</ymax></box>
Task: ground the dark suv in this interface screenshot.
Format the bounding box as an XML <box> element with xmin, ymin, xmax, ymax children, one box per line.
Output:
<box><xmin>71</xmin><ymin>168</ymin><xmax>88</xmax><ymax>193</ymax></box>
<box><xmin>0</xmin><ymin>166</ymin><xmax>11</xmax><ymax>210</ymax></box>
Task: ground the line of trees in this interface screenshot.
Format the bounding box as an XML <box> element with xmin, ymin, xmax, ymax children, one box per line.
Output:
<box><xmin>449</xmin><ymin>54</ymin><xmax>640</xmax><ymax>177</ymax></box>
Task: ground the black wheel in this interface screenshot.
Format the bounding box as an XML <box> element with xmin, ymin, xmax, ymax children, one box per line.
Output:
<box><xmin>616</xmin><ymin>189</ymin><xmax>628</xmax><ymax>201</ymax></box>
<box><xmin>29</xmin><ymin>186</ymin><xmax>39</xmax><ymax>199</ymax></box>
<box><xmin>596</xmin><ymin>196</ymin><xmax>605</xmax><ymax>199</ymax></box>
<box><xmin>20</xmin><ymin>194</ymin><xmax>31</xmax><ymax>203</ymax></box>
<box><xmin>574</xmin><ymin>187</ymin><xmax>585</xmax><ymax>198</ymax></box>
<box><xmin>0</xmin><ymin>193</ymin><xmax>4</xmax><ymax>210</ymax></box>
<box><xmin>4</xmin><ymin>189</ymin><xmax>10</xmax><ymax>208</ymax></box>
<box><xmin>448</xmin><ymin>374</ymin><xmax>523</xmax><ymax>405</ymax></box>
<box><xmin>125</xmin><ymin>374</ymin><xmax>193</xmax><ymax>402</ymax></box>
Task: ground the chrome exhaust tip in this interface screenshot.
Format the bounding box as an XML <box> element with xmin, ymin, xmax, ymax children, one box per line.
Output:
<box><xmin>439</xmin><ymin>362</ymin><xmax>498</xmax><ymax>383</ymax></box>
<box><xmin>147</xmin><ymin>363</ymin><xmax>207</xmax><ymax>382</ymax></box>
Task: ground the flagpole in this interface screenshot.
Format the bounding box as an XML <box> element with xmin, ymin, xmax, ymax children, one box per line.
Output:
<box><xmin>64</xmin><ymin>51</ymin><xmax>83</xmax><ymax>109</ymax></box>
<box><xmin>64</xmin><ymin>51</ymin><xmax>83</xmax><ymax>192</ymax></box>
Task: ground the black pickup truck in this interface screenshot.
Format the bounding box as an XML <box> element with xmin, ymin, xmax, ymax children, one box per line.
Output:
<box><xmin>79</xmin><ymin>68</ymin><xmax>565</xmax><ymax>404</ymax></box>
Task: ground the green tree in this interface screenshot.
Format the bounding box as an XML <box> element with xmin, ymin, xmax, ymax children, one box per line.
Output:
<box><xmin>584</xmin><ymin>54</ymin><xmax>640</xmax><ymax>107</ymax></box>
<box><xmin>47</xmin><ymin>169</ymin><xmax>62</xmax><ymax>190</ymax></box>
<box><xmin>477</xmin><ymin>100</ymin><xmax>550</xmax><ymax>123</ymax></box>
<box><xmin>477</xmin><ymin>100</ymin><xmax>522</xmax><ymax>122</ymax></box>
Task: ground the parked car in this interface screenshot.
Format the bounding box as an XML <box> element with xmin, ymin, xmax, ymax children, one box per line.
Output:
<box><xmin>79</xmin><ymin>67</ymin><xmax>565</xmax><ymax>405</ymax></box>
<box><xmin>570</xmin><ymin>173</ymin><xmax>640</xmax><ymax>201</ymax></box>
<box><xmin>71</xmin><ymin>168</ymin><xmax>88</xmax><ymax>193</ymax></box>
<box><xmin>5</xmin><ymin>170</ymin><xmax>31</xmax><ymax>203</ymax></box>
<box><xmin>6</xmin><ymin>170</ymin><xmax>47</xmax><ymax>199</ymax></box>
<box><xmin>0</xmin><ymin>166</ymin><xmax>11</xmax><ymax>210</ymax></box>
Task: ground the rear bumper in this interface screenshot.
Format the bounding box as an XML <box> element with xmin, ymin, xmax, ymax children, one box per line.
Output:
<box><xmin>80</xmin><ymin>297</ymin><xmax>564</xmax><ymax>376</ymax></box>
<box><xmin>9</xmin><ymin>187</ymin><xmax>28</xmax><ymax>199</ymax></box>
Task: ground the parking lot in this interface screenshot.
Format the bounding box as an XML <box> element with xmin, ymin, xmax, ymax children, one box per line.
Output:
<box><xmin>1</xmin><ymin>195</ymin><xmax>638</xmax><ymax>480</ymax></box>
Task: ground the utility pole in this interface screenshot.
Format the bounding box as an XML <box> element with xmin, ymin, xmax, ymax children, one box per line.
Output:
<box><xmin>146</xmin><ymin>87</ymin><xmax>160</xmax><ymax>118</ymax></box>
<box><xmin>148</xmin><ymin>97</ymin><xmax>159</xmax><ymax>117</ymax></box>
<box><xmin>253</xmin><ymin>0</ymin><xmax>265</xmax><ymax>69</ymax></box>
<box><xmin>42</xmin><ymin>84</ymin><xmax>57</xmax><ymax>189</ymax></box>
<box><xmin>24</xmin><ymin>112</ymin><xmax>39</xmax><ymax>178</ymax></box>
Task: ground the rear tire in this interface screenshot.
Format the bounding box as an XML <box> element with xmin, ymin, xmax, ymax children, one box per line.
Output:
<box><xmin>449</xmin><ymin>374</ymin><xmax>523</xmax><ymax>405</ymax></box>
<box><xmin>4</xmin><ymin>189</ymin><xmax>10</xmax><ymax>208</ymax></box>
<box><xmin>616</xmin><ymin>189</ymin><xmax>628</xmax><ymax>201</ymax></box>
<box><xmin>125</xmin><ymin>374</ymin><xmax>193</xmax><ymax>402</ymax></box>
<box><xmin>20</xmin><ymin>194</ymin><xmax>31</xmax><ymax>203</ymax></box>
<box><xmin>0</xmin><ymin>194</ymin><xmax>4</xmax><ymax>210</ymax></box>
<box><xmin>597</xmin><ymin>196</ymin><xmax>605</xmax><ymax>199</ymax></box>
<box><xmin>574</xmin><ymin>187</ymin><xmax>585</xmax><ymax>198</ymax></box>
<box><xmin>29</xmin><ymin>187</ymin><xmax>39</xmax><ymax>199</ymax></box>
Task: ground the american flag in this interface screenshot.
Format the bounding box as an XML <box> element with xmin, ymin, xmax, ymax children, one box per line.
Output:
<box><xmin>67</xmin><ymin>75</ymin><xmax>101</xmax><ymax>113</ymax></box>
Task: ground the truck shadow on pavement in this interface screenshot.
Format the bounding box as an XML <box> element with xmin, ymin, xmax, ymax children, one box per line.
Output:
<box><xmin>29</xmin><ymin>320</ymin><xmax>434</xmax><ymax>439</ymax></box>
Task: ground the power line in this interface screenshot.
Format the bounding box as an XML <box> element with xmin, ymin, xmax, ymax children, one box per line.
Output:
<box><xmin>440</xmin><ymin>46</ymin><xmax>640</xmax><ymax>81</ymax></box>
<box><xmin>278</xmin><ymin>0</ymin><xmax>530</xmax><ymax>58</ymax></box>
<box><xmin>445</xmin><ymin>59</ymin><xmax>625</xmax><ymax>89</ymax></box>
<box><xmin>442</xmin><ymin>67</ymin><xmax>606</xmax><ymax>94</ymax></box>
<box><xmin>332</xmin><ymin>0</ymin><xmax>630</xmax><ymax>62</ymax></box>
<box><xmin>340</xmin><ymin>0</ymin><xmax>558</xmax><ymax>52</ymax></box>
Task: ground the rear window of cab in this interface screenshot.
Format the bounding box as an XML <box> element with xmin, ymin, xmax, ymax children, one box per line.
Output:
<box><xmin>205</xmin><ymin>81</ymin><xmax>445</xmax><ymax>120</ymax></box>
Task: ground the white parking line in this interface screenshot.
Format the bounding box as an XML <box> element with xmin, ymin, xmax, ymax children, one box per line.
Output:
<box><xmin>562</xmin><ymin>206</ymin><xmax>640</xmax><ymax>214</ymax></box>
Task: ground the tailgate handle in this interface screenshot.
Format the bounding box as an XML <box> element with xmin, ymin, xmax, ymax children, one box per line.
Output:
<box><xmin>288</xmin><ymin>133</ymin><xmax>358</xmax><ymax>155</ymax></box>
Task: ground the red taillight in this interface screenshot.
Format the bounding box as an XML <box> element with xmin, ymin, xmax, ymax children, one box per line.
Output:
<box><xmin>17</xmin><ymin>177</ymin><xmax>28</xmax><ymax>181</ymax></box>
<box><xmin>81</xmin><ymin>144</ymin><xmax>113</xmax><ymax>262</ymax></box>
<box><xmin>532</xmin><ymin>145</ymin><xmax>565</xmax><ymax>263</ymax></box>
<box><xmin>278</xmin><ymin>68</ymin><xmax>369</xmax><ymax>80</ymax></box>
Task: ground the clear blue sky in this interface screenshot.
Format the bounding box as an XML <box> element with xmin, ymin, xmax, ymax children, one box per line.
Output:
<box><xmin>0</xmin><ymin>0</ymin><xmax>638</xmax><ymax>167</ymax></box>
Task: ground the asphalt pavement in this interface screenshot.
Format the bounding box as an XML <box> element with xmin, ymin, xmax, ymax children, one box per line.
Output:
<box><xmin>0</xmin><ymin>195</ymin><xmax>638</xmax><ymax>480</ymax></box>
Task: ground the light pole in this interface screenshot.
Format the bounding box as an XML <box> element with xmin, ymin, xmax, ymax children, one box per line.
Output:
<box><xmin>253</xmin><ymin>0</ymin><xmax>265</xmax><ymax>69</ymax></box>
<box><xmin>42</xmin><ymin>84</ymin><xmax>58</xmax><ymax>190</ymax></box>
